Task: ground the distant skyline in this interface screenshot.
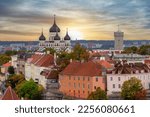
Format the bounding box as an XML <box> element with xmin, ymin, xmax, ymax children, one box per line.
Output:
<box><xmin>0</xmin><ymin>0</ymin><xmax>150</xmax><ymax>41</ymax></box>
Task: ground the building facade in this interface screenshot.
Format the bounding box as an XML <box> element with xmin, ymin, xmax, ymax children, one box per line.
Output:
<box><xmin>107</xmin><ymin>62</ymin><xmax>150</xmax><ymax>95</ymax></box>
<box><xmin>39</xmin><ymin>15</ymin><xmax>71</xmax><ymax>52</ymax></box>
<box><xmin>59</xmin><ymin>61</ymin><xmax>106</xmax><ymax>99</ymax></box>
<box><xmin>25</xmin><ymin>54</ymin><xmax>55</xmax><ymax>88</ymax></box>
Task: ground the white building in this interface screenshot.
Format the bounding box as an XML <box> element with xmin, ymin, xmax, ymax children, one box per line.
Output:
<box><xmin>107</xmin><ymin>62</ymin><xmax>150</xmax><ymax>95</ymax></box>
<box><xmin>25</xmin><ymin>54</ymin><xmax>55</xmax><ymax>88</ymax></box>
<box><xmin>113</xmin><ymin>54</ymin><xmax>149</xmax><ymax>63</ymax></box>
<box><xmin>39</xmin><ymin>15</ymin><xmax>71</xmax><ymax>52</ymax></box>
<box><xmin>114</xmin><ymin>26</ymin><xmax>124</xmax><ymax>50</ymax></box>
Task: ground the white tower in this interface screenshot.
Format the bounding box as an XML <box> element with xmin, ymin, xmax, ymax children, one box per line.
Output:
<box><xmin>114</xmin><ymin>25</ymin><xmax>124</xmax><ymax>50</ymax></box>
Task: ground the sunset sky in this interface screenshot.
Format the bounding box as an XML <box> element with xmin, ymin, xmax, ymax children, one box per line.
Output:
<box><xmin>0</xmin><ymin>0</ymin><xmax>150</xmax><ymax>41</ymax></box>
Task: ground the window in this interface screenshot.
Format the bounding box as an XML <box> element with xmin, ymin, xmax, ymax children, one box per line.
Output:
<box><xmin>113</xmin><ymin>84</ymin><xmax>115</xmax><ymax>88</ymax></box>
<box><xmin>83</xmin><ymin>91</ymin><xmax>85</xmax><ymax>94</ymax></box>
<box><xmin>68</xmin><ymin>83</ymin><xmax>71</xmax><ymax>87</ymax></box>
<box><xmin>94</xmin><ymin>86</ymin><xmax>97</xmax><ymax>90</ymax></box>
<box><xmin>102</xmin><ymin>78</ymin><xmax>105</xmax><ymax>83</ymax></box>
<box><xmin>83</xmin><ymin>84</ymin><xmax>85</xmax><ymax>89</ymax></box>
<box><xmin>74</xmin><ymin>77</ymin><xmax>75</xmax><ymax>80</ymax></box>
<box><xmin>110</xmin><ymin>77</ymin><xmax>113</xmax><ymax>81</ymax></box>
<box><xmin>78</xmin><ymin>83</ymin><xmax>80</xmax><ymax>88</ymax></box>
<box><xmin>118</xmin><ymin>84</ymin><xmax>121</xmax><ymax>88</ymax></box>
<box><xmin>78</xmin><ymin>77</ymin><xmax>80</xmax><ymax>80</ymax></box>
<box><xmin>96</xmin><ymin>77</ymin><xmax>98</xmax><ymax>82</ymax></box>
<box><xmin>88</xmin><ymin>84</ymin><xmax>90</xmax><ymax>89</ymax></box>
<box><xmin>118</xmin><ymin>77</ymin><xmax>121</xmax><ymax>81</ymax></box>
<box><xmin>69</xmin><ymin>76</ymin><xmax>71</xmax><ymax>80</ymax></box>
<box><xmin>88</xmin><ymin>77</ymin><xmax>90</xmax><ymax>81</ymax></box>
<box><xmin>83</xmin><ymin>77</ymin><xmax>85</xmax><ymax>81</ymax></box>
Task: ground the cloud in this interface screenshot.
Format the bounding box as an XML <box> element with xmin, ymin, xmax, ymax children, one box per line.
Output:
<box><xmin>0</xmin><ymin>0</ymin><xmax>150</xmax><ymax>40</ymax></box>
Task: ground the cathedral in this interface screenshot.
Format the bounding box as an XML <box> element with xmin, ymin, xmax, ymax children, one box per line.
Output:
<box><xmin>39</xmin><ymin>15</ymin><xmax>71</xmax><ymax>51</ymax></box>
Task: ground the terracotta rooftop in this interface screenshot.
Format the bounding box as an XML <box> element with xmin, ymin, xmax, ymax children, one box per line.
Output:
<box><xmin>1</xmin><ymin>86</ymin><xmax>19</xmax><ymax>100</ymax></box>
<box><xmin>60</xmin><ymin>61</ymin><xmax>102</xmax><ymax>76</ymax></box>
<box><xmin>108</xmin><ymin>62</ymin><xmax>150</xmax><ymax>74</ymax></box>
<box><xmin>98</xmin><ymin>60</ymin><xmax>113</xmax><ymax>69</ymax></box>
<box><xmin>2</xmin><ymin>62</ymin><xmax>11</xmax><ymax>67</ymax></box>
<box><xmin>30</xmin><ymin>54</ymin><xmax>54</xmax><ymax>67</ymax></box>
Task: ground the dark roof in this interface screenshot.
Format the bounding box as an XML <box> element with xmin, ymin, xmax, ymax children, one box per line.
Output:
<box><xmin>49</xmin><ymin>15</ymin><xmax>60</xmax><ymax>32</ymax></box>
<box><xmin>1</xmin><ymin>86</ymin><xmax>19</xmax><ymax>100</ymax></box>
<box><xmin>54</xmin><ymin>33</ymin><xmax>61</xmax><ymax>40</ymax></box>
<box><xmin>41</xmin><ymin>69</ymin><xmax>58</xmax><ymax>79</ymax></box>
<box><xmin>108</xmin><ymin>62</ymin><xmax>150</xmax><ymax>74</ymax></box>
<box><xmin>60</xmin><ymin>61</ymin><xmax>102</xmax><ymax>76</ymax></box>
<box><xmin>39</xmin><ymin>32</ymin><xmax>46</xmax><ymax>41</ymax></box>
<box><xmin>64</xmin><ymin>31</ymin><xmax>71</xmax><ymax>40</ymax></box>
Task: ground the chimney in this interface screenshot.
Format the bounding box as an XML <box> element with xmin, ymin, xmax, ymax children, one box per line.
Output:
<box><xmin>54</xmin><ymin>53</ymin><xmax>57</xmax><ymax>65</ymax></box>
<box><xmin>70</xmin><ymin>59</ymin><xmax>73</xmax><ymax>63</ymax></box>
<box><xmin>47</xmin><ymin>50</ymin><xmax>50</xmax><ymax>54</ymax></box>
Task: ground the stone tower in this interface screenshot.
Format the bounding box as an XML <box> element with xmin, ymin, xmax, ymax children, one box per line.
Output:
<box><xmin>114</xmin><ymin>25</ymin><xmax>124</xmax><ymax>50</ymax></box>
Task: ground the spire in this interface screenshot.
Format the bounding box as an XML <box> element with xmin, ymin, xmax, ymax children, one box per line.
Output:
<box><xmin>41</xmin><ymin>28</ymin><xmax>43</xmax><ymax>35</ymax></box>
<box><xmin>66</xmin><ymin>28</ymin><xmax>68</xmax><ymax>35</ymax></box>
<box><xmin>54</xmin><ymin>14</ymin><xmax>56</xmax><ymax>24</ymax></box>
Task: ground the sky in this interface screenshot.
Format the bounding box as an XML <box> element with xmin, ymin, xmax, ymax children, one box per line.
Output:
<box><xmin>0</xmin><ymin>0</ymin><xmax>150</xmax><ymax>41</ymax></box>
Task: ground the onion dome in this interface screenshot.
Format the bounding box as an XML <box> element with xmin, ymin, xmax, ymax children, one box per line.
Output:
<box><xmin>49</xmin><ymin>15</ymin><xmax>60</xmax><ymax>32</ymax></box>
<box><xmin>39</xmin><ymin>29</ymin><xmax>46</xmax><ymax>41</ymax></box>
<box><xmin>64</xmin><ymin>29</ymin><xmax>71</xmax><ymax>40</ymax></box>
<box><xmin>54</xmin><ymin>33</ymin><xmax>61</xmax><ymax>40</ymax></box>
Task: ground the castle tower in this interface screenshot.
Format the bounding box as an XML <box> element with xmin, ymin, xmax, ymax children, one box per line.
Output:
<box><xmin>114</xmin><ymin>25</ymin><xmax>124</xmax><ymax>50</ymax></box>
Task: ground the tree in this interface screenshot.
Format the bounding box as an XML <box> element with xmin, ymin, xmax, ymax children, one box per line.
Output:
<box><xmin>44</xmin><ymin>48</ymin><xmax>56</xmax><ymax>55</ymax></box>
<box><xmin>5</xmin><ymin>74</ymin><xmax>25</xmax><ymax>89</ymax></box>
<box><xmin>123</xmin><ymin>46</ymin><xmax>138</xmax><ymax>54</ymax></box>
<box><xmin>8</xmin><ymin>66</ymin><xmax>15</xmax><ymax>75</ymax></box>
<box><xmin>5</xmin><ymin>50</ymin><xmax>17</xmax><ymax>56</ymax></box>
<box><xmin>57</xmin><ymin>50</ymin><xmax>71</xmax><ymax>71</ymax></box>
<box><xmin>71</xmin><ymin>43</ymin><xmax>90</xmax><ymax>61</ymax></box>
<box><xmin>87</xmin><ymin>87</ymin><xmax>107</xmax><ymax>100</ymax></box>
<box><xmin>0</xmin><ymin>55</ymin><xmax>11</xmax><ymax>66</ymax></box>
<box><xmin>121</xmin><ymin>77</ymin><xmax>146</xmax><ymax>100</ymax></box>
<box><xmin>17</xmin><ymin>79</ymin><xmax>43</xmax><ymax>100</ymax></box>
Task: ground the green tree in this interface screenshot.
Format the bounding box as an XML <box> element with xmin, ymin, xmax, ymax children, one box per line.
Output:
<box><xmin>5</xmin><ymin>50</ymin><xmax>17</xmax><ymax>56</ymax></box>
<box><xmin>87</xmin><ymin>87</ymin><xmax>107</xmax><ymax>100</ymax></box>
<box><xmin>44</xmin><ymin>48</ymin><xmax>56</xmax><ymax>55</ymax></box>
<box><xmin>0</xmin><ymin>55</ymin><xmax>11</xmax><ymax>66</ymax></box>
<box><xmin>71</xmin><ymin>43</ymin><xmax>90</xmax><ymax>61</ymax></box>
<box><xmin>8</xmin><ymin>66</ymin><xmax>15</xmax><ymax>75</ymax></box>
<box><xmin>57</xmin><ymin>50</ymin><xmax>71</xmax><ymax>71</ymax></box>
<box><xmin>121</xmin><ymin>77</ymin><xmax>146</xmax><ymax>100</ymax></box>
<box><xmin>124</xmin><ymin>46</ymin><xmax>138</xmax><ymax>54</ymax></box>
<box><xmin>138</xmin><ymin>45</ymin><xmax>150</xmax><ymax>55</ymax></box>
<box><xmin>17</xmin><ymin>79</ymin><xmax>43</xmax><ymax>100</ymax></box>
<box><xmin>5</xmin><ymin>74</ymin><xmax>25</xmax><ymax>89</ymax></box>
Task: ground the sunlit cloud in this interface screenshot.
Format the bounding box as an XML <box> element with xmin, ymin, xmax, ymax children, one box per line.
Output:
<box><xmin>0</xmin><ymin>0</ymin><xmax>150</xmax><ymax>41</ymax></box>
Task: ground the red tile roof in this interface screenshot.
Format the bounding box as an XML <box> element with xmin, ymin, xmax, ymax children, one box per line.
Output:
<box><xmin>60</xmin><ymin>61</ymin><xmax>102</xmax><ymax>76</ymax></box>
<box><xmin>1</xmin><ymin>86</ymin><xmax>19</xmax><ymax>100</ymax></box>
<box><xmin>98</xmin><ymin>60</ymin><xmax>113</xmax><ymax>69</ymax></box>
<box><xmin>2</xmin><ymin>62</ymin><xmax>11</xmax><ymax>67</ymax></box>
<box><xmin>30</xmin><ymin>54</ymin><xmax>54</xmax><ymax>67</ymax></box>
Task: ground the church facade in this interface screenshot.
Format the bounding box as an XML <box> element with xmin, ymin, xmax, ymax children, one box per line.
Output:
<box><xmin>39</xmin><ymin>15</ymin><xmax>71</xmax><ymax>52</ymax></box>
